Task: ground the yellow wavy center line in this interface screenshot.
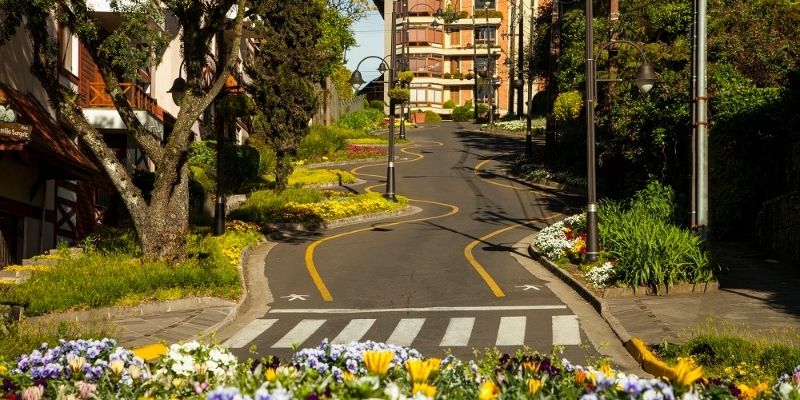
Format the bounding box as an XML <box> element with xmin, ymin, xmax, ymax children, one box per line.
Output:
<box><xmin>305</xmin><ymin>199</ymin><xmax>460</xmax><ymax>301</ymax></box>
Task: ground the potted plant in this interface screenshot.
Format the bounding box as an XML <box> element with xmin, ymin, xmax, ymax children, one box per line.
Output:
<box><xmin>465</xmin><ymin>72</ymin><xmax>475</xmax><ymax>80</ymax></box>
<box><xmin>388</xmin><ymin>88</ymin><xmax>410</xmax><ymax>104</ymax></box>
<box><xmin>443</xmin><ymin>72</ymin><xmax>452</xmax><ymax>79</ymax></box>
<box><xmin>397</xmin><ymin>71</ymin><xmax>414</xmax><ymax>86</ymax></box>
<box><xmin>411</xmin><ymin>108</ymin><xmax>426</xmax><ymax>124</ymax></box>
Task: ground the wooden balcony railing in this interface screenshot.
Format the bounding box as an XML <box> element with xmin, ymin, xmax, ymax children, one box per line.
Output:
<box><xmin>86</xmin><ymin>82</ymin><xmax>164</xmax><ymax>121</ymax></box>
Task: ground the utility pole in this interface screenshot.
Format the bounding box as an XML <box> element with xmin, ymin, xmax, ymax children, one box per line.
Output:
<box><xmin>517</xmin><ymin>0</ymin><xmax>525</xmax><ymax>116</ymax></box>
<box><xmin>690</xmin><ymin>0</ymin><xmax>698</xmax><ymax>228</ymax></box>
<box><xmin>545</xmin><ymin>0</ymin><xmax>560</xmax><ymax>156</ymax></box>
<box><xmin>508</xmin><ymin>0</ymin><xmax>517</xmax><ymax>117</ymax></box>
<box><xmin>696</xmin><ymin>0</ymin><xmax>709</xmax><ymax>239</ymax></box>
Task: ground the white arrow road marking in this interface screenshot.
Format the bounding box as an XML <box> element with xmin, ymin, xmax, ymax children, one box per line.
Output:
<box><xmin>281</xmin><ymin>294</ymin><xmax>309</xmax><ymax>301</ymax></box>
<box><xmin>516</xmin><ymin>284</ymin><xmax>541</xmax><ymax>291</ymax></box>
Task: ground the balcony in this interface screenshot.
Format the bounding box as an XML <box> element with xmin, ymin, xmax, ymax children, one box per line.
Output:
<box><xmin>81</xmin><ymin>82</ymin><xmax>165</xmax><ymax>139</ymax></box>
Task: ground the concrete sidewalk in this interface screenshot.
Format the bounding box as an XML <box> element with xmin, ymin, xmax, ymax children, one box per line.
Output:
<box><xmin>527</xmin><ymin>238</ymin><xmax>800</xmax><ymax>368</ymax></box>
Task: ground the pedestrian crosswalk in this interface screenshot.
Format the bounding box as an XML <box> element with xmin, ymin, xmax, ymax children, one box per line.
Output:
<box><xmin>223</xmin><ymin>315</ymin><xmax>583</xmax><ymax>350</ymax></box>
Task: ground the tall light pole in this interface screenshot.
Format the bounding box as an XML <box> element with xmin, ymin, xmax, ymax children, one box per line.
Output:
<box><xmin>583</xmin><ymin>10</ymin><xmax>658</xmax><ymax>263</ymax></box>
<box><xmin>484</xmin><ymin>1</ymin><xmax>494</xmax><ymax>126</ymax></box>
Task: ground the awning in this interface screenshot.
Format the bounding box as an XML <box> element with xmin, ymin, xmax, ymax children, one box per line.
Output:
<box><xmin>0</xmin><ymin>82</ymin><xmax>99</xmax><ymax>179</ymax></box>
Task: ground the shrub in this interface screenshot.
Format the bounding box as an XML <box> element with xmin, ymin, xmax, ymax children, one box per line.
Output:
<box><xmin>553</xmin><ymin>90</ymin><xmax>583</xmax><ymax>122</ymax></box>
<box><xmin>298</xmin><ymin>125</ymin><xmax>347</xmax><ymax>160</ymax></box>
<box><xmin>424</xmin><ymin>110</ymin><xmax>442</xmax><ymax>123</ymax></box>
<box><xmin>451</xmin><ymin>105</ymin><xmax>473</xmax><ymax>122</ymax></box>
<box><xmin>368</xmin><ymin>100</ymin><xmax>386</xmax><ymax>111</ymax></box>
<box><xmin>334</xmin><ymin>108</ymin><xmax>385</xmax><ymax>131</ymax></box>
<box><xmin>388</xmin><ymin>88</ymin><xmax>410</xmax><ymax>103</ymax></box>
<box><xmin>288</xmin><ymin>168</ymin><xmax>357</xmax><ymax>187</ymax></box>
<box><xmin>443</xmin><ymin>99</ymin><xmax>456</xmax><ymax>109</ymax></box>
<box><xmin>188</xmin><ymin>141</ymin><xmax>261</xmax><ymax>194</ymax></box>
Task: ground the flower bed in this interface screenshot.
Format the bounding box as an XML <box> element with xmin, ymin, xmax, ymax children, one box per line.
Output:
<box><xmin>3</xmin><ymin>339</ymin><xmax>798</xmax><ymax>399</ymax></box>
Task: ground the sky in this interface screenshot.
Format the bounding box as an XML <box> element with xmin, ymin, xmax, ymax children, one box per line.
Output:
<box><xmin>345</xmin><ymin>10</ymin><xmax>386</xmax><ymax>88</ymax></box>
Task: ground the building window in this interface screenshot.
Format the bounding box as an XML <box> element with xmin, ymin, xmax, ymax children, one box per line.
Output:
<box><xmin>474</xmin><ymin>27</ymin><xmax>496</xmax><ymax>44</ymax></box>
<box><xmin>58</xmin><ymin>25</ymin><xmax>79</xmax><ymax>77</ymax></box>
<box><xmin>410</xmin><ymin>85</ymin><xmax>443</xmax><ymax>104</ymax></box>
<box><xmin>474</xmin><ymin>0</ymin><xmax>496</xmax><ymax>9</ymax></box>
<box><xmin>474</xmin><ymin>56</ymin><xmax>496</xmax><ymax>76</ymax></box>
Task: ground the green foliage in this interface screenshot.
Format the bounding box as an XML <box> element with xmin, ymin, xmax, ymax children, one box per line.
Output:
<box><xmin>0</xmin><ymin>229</ymin><xmax>261</xmax><ymax>316</ymax></box>
<box><xmin>397</xmin><ymin>71</ymin><xmax>414</xmax><ymax>84</ymax></box>
<box><xmin>655</xmin><ymin>321</ymin><xmax>800</xmax><ymax>386</ymax></box>
<box><xmin>629</xmin><ymin>178</ymin><xmax>678</xmax><ymax>224</ymax></box>
<box><xmin>598</xmin><ymin>196</ymin><xmax>713</xmax><ymax>291</ymax></box>
<box><xmin>443</xmin><ymin>99</ymin><xmax>456</xmax><ymax>109</ymax></box>
<box><xmin>451</xmin><ymin>105</ymin><xmax>473</xmax><ymax>122</ymax></box>
<box><xmin>0</xmin><ymin>320</ymin><xmax>116</xmax><ymax>360</ymax></box>
<box><xmin>553</xmin><ymin>91</ymin><xmax>583</xmax><ymax>122</ymax></box>
<box><xmin>246</xmin><ymin>0</ymin><xmax>325</xmax><ymax>192</ymax></box>
<box><xmin>319</xmin><ymin>7</ymin><xmax>358</xmax><ymax>77</ymax></box>
<box><xmin>298</xmin><ymin>125</ymin><xmax>348</xmax><ymax>160</ymax></box>
<box><xmin>368</xmin><ymin>100</ymin><xmax>386</xmax><ymax>111</ymax></box>
<box><xmin>188</xmin><ymin>141</ymin><xmax>261</xmax><ymax>194</ymax></box>
<box><xmin>334</xmin><ymin>108</ymin><xmax>385</xmax><ymax>131</ymax></box>
<box><xmin>646</xmin><ymin>1</ymin><xmax>693</xmax><ymax>42</ymax></box>
<box><xmin>424</xmin><ymin>110</ymin><xmax>442</xmax><ymax>123</ymax></box>
<box><xmin>473</xmin><ymin>9</ymin><xmax>503</xmax><ymax>19</ymax></box>
<box><xmin>331</xmin><ymin>64</ymin><xmax>355</xmax><ymax>101</ymax></box>
<box><xmin>288</xmin><ymin>168</ymin><xmax>356</xmax><ymax>187</ymax></box>
<box><xmin>230</xmin><ymin>189</ymin><xmax>407</xmax><ymax>227</ymax></box>
<box><xmin>219</xmin><ymin>93</ymin><xmax>257</xmax><ymax>118</ymax></box>
<box><xmin>388</xmin><ymin>88</ymin><xmax>410</xmax><ymax>103</ymax></box>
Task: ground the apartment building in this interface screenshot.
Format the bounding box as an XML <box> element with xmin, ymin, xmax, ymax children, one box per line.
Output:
<box><xmin>382</xmin><ymin>0</ymin><xmax>537</xmax><ymax>116</ymax></box>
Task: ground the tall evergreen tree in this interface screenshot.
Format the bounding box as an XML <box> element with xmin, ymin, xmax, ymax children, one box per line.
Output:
<box><xmin>246</xmin><ymin>0</ymin><xmax>326</xmax><ymax>191</ymax></box>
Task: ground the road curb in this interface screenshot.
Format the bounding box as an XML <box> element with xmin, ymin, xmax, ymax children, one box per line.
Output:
<box><xmin>265</xmin><ymin>205</ymin><xmax>423</xmax><ymax>233</ymax></box>
<box><xmin>527</xmin><ymin>241</ymin><xmax>686</xmax><ymax>378</ymax></box>
<box><xmin>27</xmin><ymin>296</ymin><xmax>236</xmax><ymax>324</ymax></box>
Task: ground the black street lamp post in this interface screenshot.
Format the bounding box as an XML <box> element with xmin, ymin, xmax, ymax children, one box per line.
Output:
<box><xmin>584</xmin><ymin>0</ymin><xmax>657</xmax><ymax>262</ymax></box>
<box><xmin>484</xmin><ymin>1</ymin><xmax>494</xmax><ymax>127</ymax></box>
<box><xmin>349</xmin><ymin>51</ymin><xmax>397</xmax><ymax>200</ymax></box>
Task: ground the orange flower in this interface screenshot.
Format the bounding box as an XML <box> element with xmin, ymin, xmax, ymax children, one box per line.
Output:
<box><xmin>575</xmin><ymin>369</ymin><xmax>587</xmax><ymax>385</ymax></box>
<box><xmin>522</xmin><ymin>361</ymin><xmax>541</xmax><ymax>374</ymax></box>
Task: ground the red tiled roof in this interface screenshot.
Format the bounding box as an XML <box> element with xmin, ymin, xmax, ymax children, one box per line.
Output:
<box><xmin>0</xmin><ymin>82</ymin><xmax>99</xmax><ymax>178</ymax></box>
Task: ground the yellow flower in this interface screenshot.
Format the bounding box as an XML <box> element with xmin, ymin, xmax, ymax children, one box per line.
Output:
<box><xmin>478</xmin><ymin>381</ymin><xmax>499</xmax><ymax>400</ymax></box>
<box><xmin>528</xmin><ymin>378</ymin><xmax>543</xmax><ymax>395</ymax></box>
<box><xmin>343</xmin><ymin>371</ymin><xmax>355</xmax><ymax>381</ymax></box>
<box><xmin>412</xmin><ymin>383</ymin><xmax>437</xmax><ymax>397</ymax></box>
<box><xmin>406</xmin><ymin>359</ymin><xmax>433</xmax><ymax>383</ymax></box>
<box><xmin>363</xmin><ymin>350</ymin><xmax>394</xmax><ymax>376</ymax></box>
<box><xmin>67</xmin><ymin>356</ymin><xmax>86</xmax><ymax>373</ymax></box>
<box><xmin>426</xmin><ymin>357</ymin><xmax>442</xmax><ymax>372</ymax></box>
<box><xmin>265</xmin><ymin>368</ymin><xmax>277</xmax><ymax>381</ymax></box>
<box><xmin>108</xmin><ymin>359</ymin><xmax>126</xmax><ymax>377</ymax></box>
<box><xmin>598</xmin><ymin>361</ymin><xmax>614</xmax><ymax>377</ymax></box>
<box><xmin>673</xmin><ymin>357</ymin><xmax>703</xmax><ymax>387</ymax></box>
<box><xmin>0</xmin><ymin>364</ymin><xmax>7</xmax><ymax>376</ymax></box>
<box><xmin>128</xmin><ymin>365</ymin><xmax>142</xmax><ymax>381</ymax></box>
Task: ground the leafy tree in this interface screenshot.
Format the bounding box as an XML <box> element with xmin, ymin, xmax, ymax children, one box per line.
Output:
<box><xmin>0</xmin><ymin>0</ymin><xmax>246</xmax><ymax>260</ymax></box>
<box><xmin>246</xmin><ymin>0</ymin><xmax>325</xmax><ymax>192</ymax></box>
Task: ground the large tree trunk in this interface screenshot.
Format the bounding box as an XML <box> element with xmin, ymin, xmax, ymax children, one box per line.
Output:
<box><xmin>137</xmin><ymin>164</ymin><xmax>191</xmax><ymax>260</ymax></box>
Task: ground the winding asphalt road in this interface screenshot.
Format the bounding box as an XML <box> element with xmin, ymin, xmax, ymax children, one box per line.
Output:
<box><xmin>225</xmin><ymin>122</ymin><xmax>598</xmax><ymax>362</ymax></box>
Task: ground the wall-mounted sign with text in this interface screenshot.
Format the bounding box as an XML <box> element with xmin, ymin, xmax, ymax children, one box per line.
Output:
<box><xmin>0</xmin><ymin>122</ymin><xmax>32</xmax><ymax>141</ymax></box>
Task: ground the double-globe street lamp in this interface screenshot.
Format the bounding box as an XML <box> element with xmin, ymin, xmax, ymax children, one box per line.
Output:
<box><xmin>349</xmin><ymin>54</ymin><xmax>399</xmax><ymax>201</ymax></box>
<box><xmin>584</xmin><ymin>2</ymin><xmax>658</xmax><ymax>262</ymax></box>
